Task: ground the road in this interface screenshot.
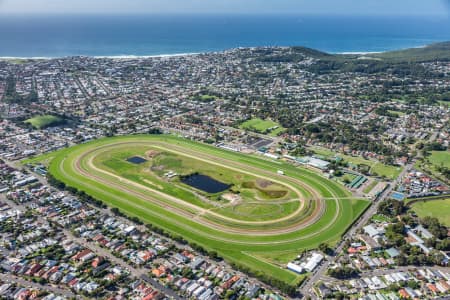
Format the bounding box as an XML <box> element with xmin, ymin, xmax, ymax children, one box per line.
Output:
<box><xmin>318</xmin><ymin>265</ymin><xmax>450</xmax><ymax>288</ymax></box>
<box><xmin>299</xmin><ymin>162</ymin><xmax>413</xmax><ymax>299</ymax></box>
<box><xmin>74</xmin><ymin>76</ymin><xmax>92</xmax><ymax>99</ymax></box>
<box><xmin>359</xmin><ymin>265</ymin><xmax>450</xmax><ymax>277</ymax></box>
<box><xmin>320</xmin><ymin>265</ymin><xmax>450</xmax><ymax>286</ymax></box>
<box><xmin>2</xmin><ymin>160</ymin><xmax>182</xmax><ymax>300</ymax></box>
<box><xmin>429</xmin><ymin>130</ymin><xmax>440</xmax><ymax>142</ymax></box>
<box><xmin>8</xmin><ymin>131</ymin><xmax>439</xmax><ymax>299</ymax></box>
<box><xmin>163</xmin><ymin>124</ymin><xmax>284</xmax><ymax>150</ymax></box>
<box><xmin>0</xmin><ymin>273</ymin><xmax>77</xmax><ymax>298</ymax></box>
<box><xmin>7</xmin><ymin>157</ymin><xmax>286</xmax><ymax>298</ymax></box>
<box><xmin>61</xmin><ymin>229</ymin><xmax>182</xmax><ymax>300</ymax></box>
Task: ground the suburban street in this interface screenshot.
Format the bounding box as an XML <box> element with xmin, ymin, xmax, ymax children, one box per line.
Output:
<box><xmin>1</xmin><ymin>160</ymin><xmax>183</xmax><ymax>300</ymax></box>
<box><xmin>0</xmin><ymin>273</ymin><xmax>77</xmax><ymax>298</ymax></box>
<box><xmin>0</xmin><ymin>12</ymin><xmax>449</xmax><ymax>299</ymax></box>
<box><xmin>300</xmin><ymin>162</ymin><xmax>414</xmax><ymax>299</ymax></box>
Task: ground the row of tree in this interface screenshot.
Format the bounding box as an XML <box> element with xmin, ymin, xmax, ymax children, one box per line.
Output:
<box><xmin>327</xmin><ymin>266</ymin><xmax>358</xmax><ymax>279</ymax></box>
<box><xmin>46</xmin><ymin>172</ymin><xmax>299</xmax><ymax>296</ymax></box>
<box><xmin>2</xmin><ymin>76</ymin><xmax>38</xmax><ymax>104</ymax></box>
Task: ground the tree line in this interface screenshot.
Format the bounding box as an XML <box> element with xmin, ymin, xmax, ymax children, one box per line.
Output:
<box><xmin>46</xmin><ymin>172</ymin><xmax>300</xmax><ymax>296</ymax></box>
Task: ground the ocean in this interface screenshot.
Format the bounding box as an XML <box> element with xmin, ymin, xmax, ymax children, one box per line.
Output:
<box><xmin>0</xmin><ymin>14</ymin><xmax>450</xmax><ymax>58</ymax></box>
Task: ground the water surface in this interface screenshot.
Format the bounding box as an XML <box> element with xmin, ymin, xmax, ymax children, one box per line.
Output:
<box><xmin>181</xmin><ymin>174</ymin><xmax>230</xmax><ymax>194</ymax></box>
<box><xmin>0</xmin><ymin>14</ymin><xmax>449</xmax><ymax>57</ymax></box>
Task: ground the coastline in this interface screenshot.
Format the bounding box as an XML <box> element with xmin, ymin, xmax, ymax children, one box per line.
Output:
<box><xmin>0</xmin><ymin>43</ymin><xmax>435</xmax><ymax>60</ymax></box>
<box><xmin>0</xmin><ymin>52</ymin><xmax>202</xmax><ymax>60</ymax></box>
<box><xmin>1</xmin><ymin>14</ymin><xmax>448</xmax><ymax>61</ymax></box>
<box><xmin>0</xmin><ymin>49</ymin><xmax>407</xmax><ymax>61</ymax></box>
<box><xmin>338</xmin><ymin>51</ymin><xmax>383</xmax><ymax>55</ymax></box>
<box><xmin>93</xmin><ymin>52</ymin><xmax>202</xmax><ymax>59</ymax></box>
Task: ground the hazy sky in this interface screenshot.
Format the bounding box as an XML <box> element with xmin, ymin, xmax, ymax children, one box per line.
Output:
<box><xmin>0</xmin><ymin>0</ymin><xmax>449</xmax><ymax>15</ymax></box>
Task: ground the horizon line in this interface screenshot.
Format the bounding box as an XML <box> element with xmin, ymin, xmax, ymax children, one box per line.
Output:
<box><xmin>0</xmin><ymin>12</ymin><xmax>449</xmax><ymax>17</ymax></box>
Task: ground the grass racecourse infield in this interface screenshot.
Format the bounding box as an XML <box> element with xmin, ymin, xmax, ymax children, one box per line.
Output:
<box><xmin>27</xmin><ymin>135</ymin><xmax>369</xmax><ymax>286</ymax></box>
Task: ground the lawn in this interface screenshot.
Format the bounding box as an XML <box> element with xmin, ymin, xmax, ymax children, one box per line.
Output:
<box><xmin>22</xmin><ymin>150</ymin><xmax>64</xmax><ymax>167</ymax></box>
<box><xmin>387</xmin><ymin>110</ymin><xmax>405</xmax><ymax>117</ymax></box>
<box><xmin>25</xmin><ymin>115</ymin><xmax>64</xmax><ymax>129</ymax></box>
<box><xmin>428</xmin><ymin>151</ymin><xmax>450</xmax><ymax>168</ymax></box>
<box><xmin>199</xmin><ymin>94</ymin><xmax>218</xmax><ymax>101</ymax></box>
<box><xmin>371</xmin><ymin>214</ymin><xmax>391</xmax><ymax>223</ymax></box>
<box><xmin>91</xmin><ymin>144</ymin><xmax>298</xmax><ymax>223</ymax></box>
<box><xmin>363</xmin><ymin>179</ymin><xmax>379</xmax><ymax>194</ymax></box>
<box><xmin>334</xmin><ymin>173</ymin><xmax>356</xmax><ymax>186</ymax></box>
<box><xmin>4</xmin><ymin>59</ymin><xmax>29</xmax><ymax>64</ymax></box>
<box><xmin>32</xmin><ymin>134</ymin><xmax>369</xmax><ymax>287</ymax></box>
<box><xmin>415</xmin><ymin>151</ymin><xmax>450</xmax><ymax>183</ymax></box>
<box><xmin>311</xmin><ymin>146</ymin><xmax>402</xmax><ymax>180</ymax></box>
<box><xmin>371</xmin><ymin>164</ymin><xmax>402</xmax><ymax>180</ymax></box>
<box><xmin>438</xmin><ymin>100</ymin><xmax>450</xmax><ymax>108</ymax></box>
<box><xmin>411</xmin><ymin>199</ymin><xmax>450</xmax><ymax>226</ymax></box>
<box><xmin>191</xmin><ymin>93</ymin><xmax>220</xmax><ymax>102</ymax></box>
<box><xmin>239</xmin><ymin>118</ymin><xmax>285</xmax><ymax>136</ymax></box>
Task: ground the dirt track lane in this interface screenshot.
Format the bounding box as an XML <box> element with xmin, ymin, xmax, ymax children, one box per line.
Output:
<box><xmin>58</xmin><ymin>140</ymin><xmax>346</xmax><ymax>241</ymax></box>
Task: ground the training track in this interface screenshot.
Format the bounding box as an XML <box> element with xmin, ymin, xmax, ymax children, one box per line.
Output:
<box><xmin>47</xmin><ymin>135</ymin><xmax>369</xmax><ymax>282</ymax></box>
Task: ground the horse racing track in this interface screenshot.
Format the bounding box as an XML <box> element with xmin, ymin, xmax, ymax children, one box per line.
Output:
<box><xmin>44</xmin><ymin>135</ymin><xmax>369</xmax><ymax>286</ymax></box>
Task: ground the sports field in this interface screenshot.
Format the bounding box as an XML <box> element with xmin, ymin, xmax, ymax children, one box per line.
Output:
<box><xmin>25</xmin><ymin>115</ymin><xmax>64</xmax><ymax>129</ymax></box>
<box><xmin>428</xmin><ymin>151</ymin><xmax>450</xmax><ymax>168</ymax></box>
<box><xmin>38</xmin><ymin>135</ymin><xmax>369</xmax><ymax>286</ymax></box>
<box><xmin>239</xmin><ymin>118</ymin><xmax>285</xmax><ymax>136</ymax></box>
<box><xmin>411</xmin><ymin>198</ymin><xmax>450</xmax><ymax>226</ymax></box>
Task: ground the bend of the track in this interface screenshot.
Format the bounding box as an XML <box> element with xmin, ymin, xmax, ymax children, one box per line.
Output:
<box><xmin>82</xmin><ymin>142</ymin><xmax>314</xmax><ymax>225</ymax></box>
<box><xmin>55</xmin><ymin>139</ymin><xmax>350</xmax><ymax>245</ymax></box>
<box><xmin>76</xmin><ymin>141</ymin><xmax>329</xmax><ymax>233</ymax></box>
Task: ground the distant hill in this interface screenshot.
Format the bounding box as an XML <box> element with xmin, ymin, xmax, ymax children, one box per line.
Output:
<box><xmin>251</xmin><ymin>46</ymin><xmax>333</xmax><ymax>63</ymax></box>
<box><xmin>290</xmin><ymin>46</ymin><xmax>333</xmax><ymax>59</ymax></box>
<box><xmin>365</xmin><ymin>41</ymin><xmax>450</xmax><ymax>62</ymax></box>
<box><xmin>289</xmin><ymin>41</ymin><xmax>450</xmax><ymax>75</ymax></box>
<box><xmin>252</xmin><ymin>41</ymin><xmax>450</xmax><ymax>70</ymax></box>
<box><xmin>301</xmin><ymin>41</ymin><xmax>450</xmax><ymax>62</ymax></box>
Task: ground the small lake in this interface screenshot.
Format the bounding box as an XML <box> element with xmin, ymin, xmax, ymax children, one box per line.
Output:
<box><xmin>127</xmin><ymin>156</ymin><xmax>147</xmax><ymax>164</ymax></box>
<box><xmin>181</xmin><ymin>174</ymin><xmax>230</xmax><ymax>194</ymax></box>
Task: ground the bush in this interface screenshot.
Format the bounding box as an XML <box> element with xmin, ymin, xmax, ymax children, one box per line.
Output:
<box><xmin>327</xmin><ymin>266</ymin><xmax>358</xmax><ymax>279</ymax></box>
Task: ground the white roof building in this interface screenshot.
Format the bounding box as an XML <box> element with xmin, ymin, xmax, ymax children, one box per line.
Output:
<box><xmin>287</xmin><ymin>262</ymin><xmax>304</xmax><ymax>274</ymax></box>
<box><xmin>302</xmin><ymin>253</ymin><xmax>324</xmax><ymax>272</ymax></box>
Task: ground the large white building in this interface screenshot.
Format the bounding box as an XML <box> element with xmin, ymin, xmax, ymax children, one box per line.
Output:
<box><xmin>303</xmin><ymin>253</ymin><xmax>324</xmax><ymax>272</ymax></box>
<box><xmin>287</xmin><ymin>252</ymin><xmax>324</xmax><ymax>274</ymax></box>
<box><xmin>287</xmin><ymin>262</ymin><xmax>303</xmax><ymax>274</ymax></box>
